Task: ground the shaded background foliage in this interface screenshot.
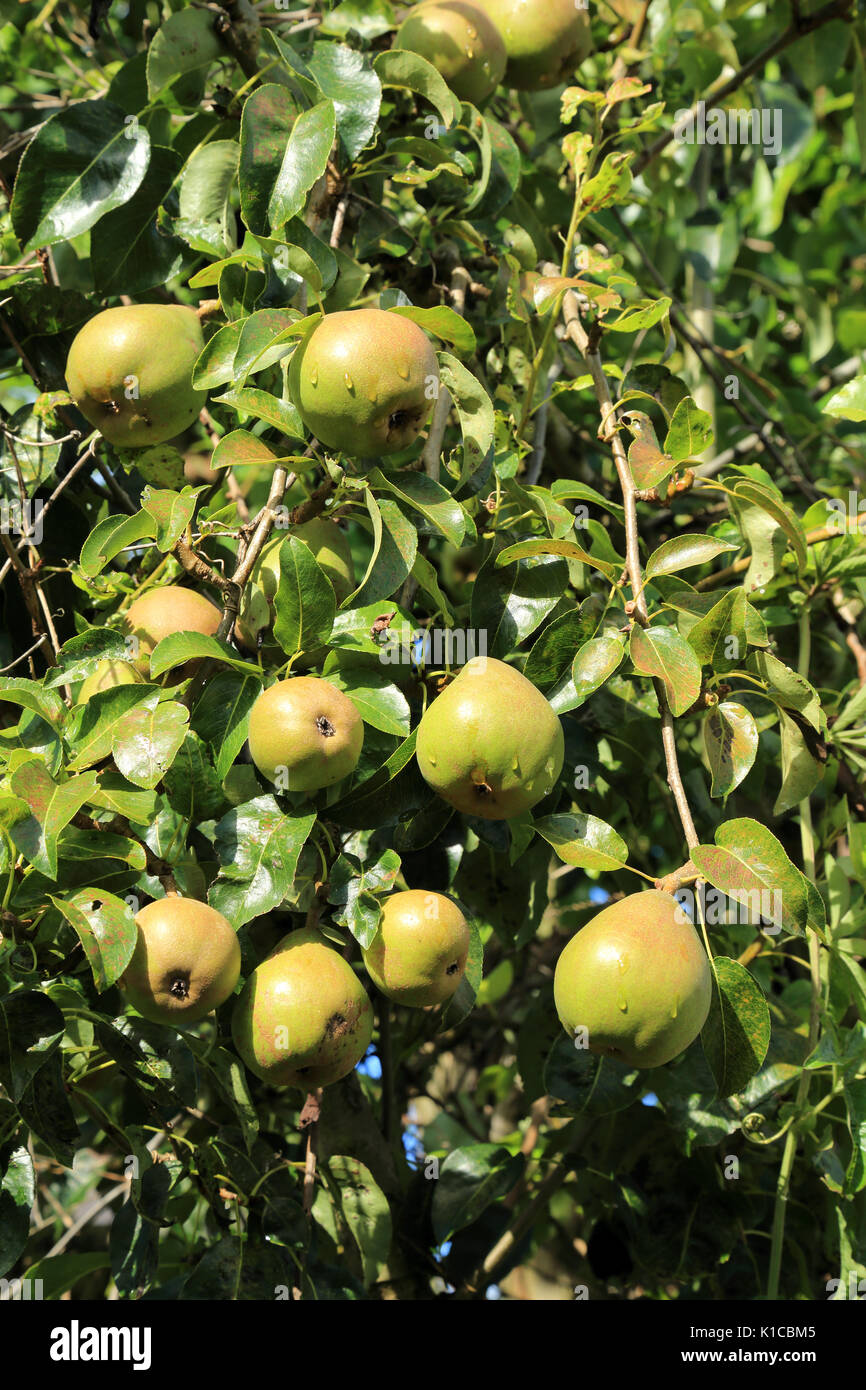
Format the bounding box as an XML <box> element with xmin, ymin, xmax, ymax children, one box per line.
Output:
<box><xmin>0</xmin><ymin>0</ymin><xmax>865</xmax><ymax>1302</ymax></box>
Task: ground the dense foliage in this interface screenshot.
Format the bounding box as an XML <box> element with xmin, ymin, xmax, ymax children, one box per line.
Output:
<box><xmin>1</xmin><ymin>0</ymin><xmax>866</xmax><ymax>1303</ymax></box>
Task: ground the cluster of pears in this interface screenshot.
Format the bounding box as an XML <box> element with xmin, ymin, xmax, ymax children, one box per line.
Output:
<box><xmin>553</xmin><ymin>891</ymin><xmax>712</xmax><ymax>1068</ymax></box>
<box><xmin>118</xmin><ymin>890</ymin><xmax>470</xmax><ymax>1090</ymax></box>
<box><xmin>396</xmin><ymin>0</ymin><xmax>592</xmax><ymax>104</ymax></box>
<box><xmin>66</xmin><ymin>304</ymin><xmax>206</xmax><ymax>448</ymax></box>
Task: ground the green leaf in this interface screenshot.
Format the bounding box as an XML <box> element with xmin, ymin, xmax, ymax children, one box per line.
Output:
<box><xmin>374</xmin><ymin>49</ymin><xmax>460</xmax><ymax>131</ymax></box>
<box><xmin>268</xmin><ymin>100</ymin><xmax>337</xmax><ymax>233</ymax></box>
<box><xmin>141</xmin><ymin>485</ymin><xmax>200</xmax><ymax>553</ymax></box>
<box><xmin>704</xmin><ymin>701</ymin><xmax>758</xmax><ymax>797</ymax></box>
<box><xmin>389</xmin><ymin>304</ymin><xmax>475</xmax><ymax>356</ymax></box>
<box><xmin>749</xmin><ymin>650</ymin><xmax>823</xmax><ymax>732</ymax></box>
<box><xmin>436</xmin><ymin>354</ymin><xmax>495</xmax><ymax>485</ymax></box>
<box><xmin>0</xmin><ymin>1144</ymin><xmax>34</xmax><ymax>1278</ymax></box>
<box><xmin>44</xmin><ymin>627</ymin><xmax>129</xmax><ymax>689</ymax></box>
<box><xmin>14</xmin><ymin>1250</ymin><xmax>109</xmax><ymax>1301</ymax></box>
<box><xmin>472</xmin><ymin>546</ymin><xmax>569</xmax><ymax>657</ymax></box>
<box><xmin>239</xmin><ymin>83</ymin><xmax>301</xmax><ymax>236</ymax></box>
<box><xmin>351</xmin><ymin>494</ymin><xmax>418</xmax><ymax>606</ymax></box>
<box><xmin>568</xmin><ymin>632</ymin><xmax>627</xmax><ymax>708</ymax></box>
<box><xmin>495</xmin><ymin>537</ymin><xmax>619</xmax><ymax>582</ymax></box>
<box><xmin>79</xmin><ymin>512</ymin><xmax>155</xmax><ymax>578</ymax></box>
<box><xmin>145</xmin><ymin>7</ymin><xmax>225</xmax><ymax>97</ymax></box>
<box><xmin>209</xmin><ymin>797</ymin><xmax>316</xmax><ymax>927</ymax></box>
<box><xmin>544</xmin><ymin>1036</ymin><xmax>642</xmax><ymax>1115</ymax></box>
<box><xmin>163</xmin><ymin>732</ymin><xmax>228</xmax><ymax>821</ymax></box>
<box><xmin>112</xmin><ymin>701</ymin><xmax>189</xmax><ymax>789</ymax></box>
<box><xmin>176</xmin><ymin>142</ymin><xmax>240</xmax><ymax>258</ymax></box>
<box><xmin>272</xmin><ymin>536</ymin><xmax>337</xmax><ymax>659</ymax></box>
<box><xmin>328</xmin><ymin>732</ymin><xmax>429</xmax><ymax>829</ymax></box>
<box><xmin>326</xmin><ymin>665</ymin><xmax>410</xmax><ymax>737</ymax></box>
<box><xmin>691</xmin><ymin>818</ymin><xmax>808</xmax><ymax>937</ymax></box>
<box><xmin>524</xmin><ymin>610</ymin><xmax>596</xmax><ymax>691</ymax></box>
<box><xmin>213</xmin><ymin>387</ymin><xmax>304</xmax><ymax>437</ymax></box>
<box><xmin>149</xmin><ymin>634</ymin><xmax>261</xmax><ymax>679</ymax></box>
<box><xmin>10</xmin><ymin>100</ymin><xmax>150</xmax><ymax>250</ymax></box>
<box><xmin>0</xmin><ymin>678</ymin><xmax>66</xmax><ymax>726</ymax></box>
<box><xmin>66</xmin><ymin>686</ymin><xmax>160</xmax><ymax>772</ymax></box>
<box><xmin>534</xmin><ymin>813</ymin><xmax>629</xmax><ymax>871</ymax></box>
<box><xmin>90</xmin><ymin>144</ymin><xmax>184</xmax><ymax>295</ymax></box>
<box><xmin>701</xmin><ymin>956</ymin><xmax>770</xmax><ymax>1098</ymax></box>
<box><xmin>9</xmin><ymin>762</ymin><xmax>99</xmax><ymax>878</ymax></box>
<box><xmin>645</xmin><ymin>533</ymin><xmax>738</xmax><ymax>580</ymax></box>
<box><xmin>49</xmin><ymin>889</ymin><xmax>137</xmax><ymax>993</ymax></box>
<box><xmin>773</xmin><ymin>710</ymin><xmax>824</xmax><ymax>816</ymax></box>
<box><xmin>664</xmin><ymin>396</ymin><xmax>714</xmax><ymax>462</ymax></box>
<box><xmin>0</xmin><ymin>992</ymin><xmax>65</xmax><ymax>1103</ymax></box>
<box><xmin>686</xmin><ymin>589</ymin><xmax>747</xmax><ymax>670</ymax></box>
<box><xmin>431</xmin><ymin>1144</ymin><xmax>523</xmax><ymax>1243</ymax></box>
<box><xmin>367</xmin><ymin>467</ymin><xmax>466</xmax><ymax>547</ymax></box>
<box><xmin>306</xmin><ymin>43</ymin><xmax>381</xmax><ymax>163</ymax></box>
<box><xmin>191</xmin><ymin>670</ymin><xmax>263</xmax><ymax>782</ymax></box>
<box><xmin>328</xmin><ymin>1156</ymin><xmax>392</xmax><ymax>1287</ymax></box>
<box><xmin>629</xmin><ymin>624</ymin><xmax>702</xmax><ymax>716</ymax></box>
<box><xmin>824</xmin><ymin>373</ymin><xmax>866</xmax><ymax>422</ymax></box>
<box><xmin>732</xmin><ymin>481</ymin><xmax>807</xmax><ymax>572</ymax></box>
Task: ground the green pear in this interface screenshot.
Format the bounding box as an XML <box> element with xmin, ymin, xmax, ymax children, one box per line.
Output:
<box><xmin>416</xmin><ymin>656</ymin><xmax>564</xmax><ymax>819</ymax></box>
<box><xmin>77</xmin><ymin>659</ymin><xmax>142</xmax><ymax>702</ymax></box>
<box><xmin>289</xmin><ymin>308</ymin><xmax>439</xmax><ymax>457</ymax></box>
<box><xmin>362</xmin><ymin>889</ymin><xmax>470</xmax><ymax>1006</ymax></box>
<box><xmin>235</xmin><ymin>517</ymin><xmax>355</xmax><ymax>659</ymax></box>
<box><xmin>123</xmin><ymin>584</ymin><xmax>222</xmax><ymax>677</ymax></box>
<box><xmin>478</xmin><ymin>0</ymin><xmax>591</xmax><ymax>89</ymax></box>
<box><xmin>66</xmin><ymin>304</ymin><xmax>207</xmax><ymax>448</ymax></box>
<box><xmin>553</xmin><ymin>891</ymin><xmax>712</xmax><ymax>1068</ymax></box>
<box><xmin>231</xmin><ymin>928</ymin><xmax>374</xmax><ymax>1087</ymax></box>
<box><xmin>118</xmin><ymin>896</ymin><xmax>241</xmax><ymax>1027</ymax></box>
<box><xmin>396</xmin><ymin>0</ymin><xmax>507</xmax><ymax>105</ymax></box>
<box><xmin>248</xmin><ymin>676</ymin><xmax>364</xmax><ymax>789</ymax></box>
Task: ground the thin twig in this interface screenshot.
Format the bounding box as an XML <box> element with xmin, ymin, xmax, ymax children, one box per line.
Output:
<box><xmin>560</xmin><ymin>285</ymin><xmax>700</xmax><ymax>849</ymax></box>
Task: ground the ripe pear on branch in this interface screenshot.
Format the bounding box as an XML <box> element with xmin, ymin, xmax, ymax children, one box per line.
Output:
<box><xmin>231</xmin><ymin>928</ymin><xmax>374</xmax><ymax>1087</ymax></box>
<box><xmin>362</xmin><ymin>889</ymin><xmax>471</xmax><ymax>1006</ymax></box>
<box><xmin>119</xmin><ymin>897</ymin><xmax>241</xmax><ymax>1027</ymax></box>
<box><xmin>65</xmin><ymin>304</ymin><xmax>207</xmax><ymax>448</ymax></box>
<box><xmin>122</xmin><ymin>584</ymin><xmax>221</xmax><ymax>677</ymax></box>
<box><xmin>416</xmin><ymin>656</ymin><xmax>564</xmax><ymax>819</ymax></box>
<box><xmin>553</xmin><ymin>891</ymin><xmax>713</xmax><ymax>1068</ymax></box>
<box><xmin>248</xmin><ymin>677</ymin><xmax>364</xmax><ymax>790</ymax></box>
<box><xmin>289</xmin><ymin>308</ymin><xmax>439</xmax><ymax>457</ymax></box>
<box><xmin>396</xmin><ymin>0</ymin><xmax>507</xmax><ymax>105</ymax></box>
<box><xmin>478</xmin><ymin>0</ymin><xmax>592</xmax><ymax>89</ymax></box>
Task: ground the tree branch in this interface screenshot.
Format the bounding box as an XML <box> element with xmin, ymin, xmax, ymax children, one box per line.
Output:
<box><xmin>559</xmin><ymin>284</ymin><xmax>700</xmax><ymax>849</ymax></box>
